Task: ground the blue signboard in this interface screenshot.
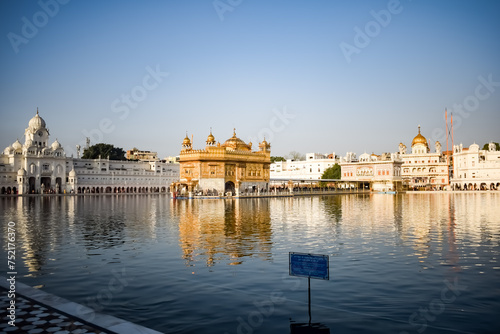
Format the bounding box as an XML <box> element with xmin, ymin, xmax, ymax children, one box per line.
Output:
<box><xmin>289</xmin><ymin>252</ymin><xmax>329</xmax><ymax>280</ymax></box>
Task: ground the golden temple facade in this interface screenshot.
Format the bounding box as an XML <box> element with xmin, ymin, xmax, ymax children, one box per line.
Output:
<box><xmin>172</xmin><ymin>129</ymin><xmax>271</xmax><ymax>196</ymax></box>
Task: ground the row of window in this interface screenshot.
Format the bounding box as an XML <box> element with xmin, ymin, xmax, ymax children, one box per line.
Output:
<box><xmin>403</xmin><ymin>167</ymin><xmax>443</xmax><ymax>173</ymax></box>
<box><xmin>75</xmin><ymin>169</ymin><xmax>170</xmax><ymax>175</ymax></box>
<box><xmin>412</xmin><ymin>178</ymin><xmax>446</xmax><ymax>183</ymax></box>
<box><xmin>406</xmin><ymin>160</ymin><xmax>440</xmax><ymax>164</ymax></box>
<box><xmin>78</xmin><ymin>177</ymin><xmax>165</xmax><ymax>181</ymax></box>
<box><xmin>23</xmin><ymin>150</ymin><xmax>63</xmax><ymax>156</ymax></box>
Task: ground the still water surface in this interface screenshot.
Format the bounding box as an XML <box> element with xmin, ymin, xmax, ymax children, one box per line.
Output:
<box><xmin>1</xmin><ymin>193</ymin><xmax>499</xmax><ymax>333</ymax></box>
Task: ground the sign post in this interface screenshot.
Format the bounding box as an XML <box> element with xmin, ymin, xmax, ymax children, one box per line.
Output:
<box><xmin>289</xmin><ymin>252</ymin><xmax>329</xmax><ymax>324</ymax></box>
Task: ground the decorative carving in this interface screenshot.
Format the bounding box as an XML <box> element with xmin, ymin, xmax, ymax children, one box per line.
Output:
<box><xmin>178</xmin><ymin>130</ymin><xmax>271</xmax><ymax>192</ymax></box>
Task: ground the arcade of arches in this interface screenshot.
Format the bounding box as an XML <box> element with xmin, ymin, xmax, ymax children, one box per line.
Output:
<box><xmin>75</xmin><ymin>186</ymin><xmax>168</xmax><ymax>194</ymax></box>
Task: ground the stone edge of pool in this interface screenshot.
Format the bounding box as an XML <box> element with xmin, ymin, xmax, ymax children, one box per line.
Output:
<box><xmin>0</xmin><ymin>275</ymin><xmax>163</xmax><ymax>334</ymax></box>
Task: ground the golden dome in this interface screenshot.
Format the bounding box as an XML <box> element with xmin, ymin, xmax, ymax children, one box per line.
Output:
<box><xmin>206</xmin><ymin>128</ymin><xmax>215</xmax><ymax>144</ymax></box>
<box><xmin>411</xmin><ymin>125</ymin><xmax>428</xmax><ymax>147</ymax></box>
<box><xmin>258</xmin><ymin>137</ymin><xmax>270</xmax><ymax>151</ymax></box>
<box><xmin>182</xmin><ymin>134</ymin><xmax>191</xmax><ymax>146</ymax></box>
<box><xmin>222</xmin><ymin>128</ymin><xmax>251</xmax><ymax>151</ymax></box>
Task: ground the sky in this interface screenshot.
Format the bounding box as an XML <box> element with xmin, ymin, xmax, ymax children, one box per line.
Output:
<box><xmin>1</xmin><ymin>0</ymin><xmax>499</xmax><ymax>159</ymax></box>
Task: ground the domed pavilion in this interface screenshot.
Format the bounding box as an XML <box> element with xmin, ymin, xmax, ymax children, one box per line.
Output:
<box><xmin>399</xmin><ymin>125</ymin><xmax>449</xmax><ymax>190</ymax></box>
<box><xmin>173</xmin><ymin>129</ymin><xmax>271</xmax><ymax>197</ymax></box>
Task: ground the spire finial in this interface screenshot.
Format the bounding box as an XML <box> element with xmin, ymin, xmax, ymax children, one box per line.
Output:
<box><xmin>210</xmin><ymin>127</ymin><xmax>212</xmax><ymax>135</ymax></box>
<box><xmin>418</xmin><ymin>124</ymin><xmax>421</xmax><ymax>134</ymax></box>
<box><xmin>233</xmin><ymin>128</ymin><xmax>236</xmax><ymax>136</ymax></box>
<box><xmin>36</xmin><ymin>107</ymin><xmax>39</xmax><ymax>115</ymax></box>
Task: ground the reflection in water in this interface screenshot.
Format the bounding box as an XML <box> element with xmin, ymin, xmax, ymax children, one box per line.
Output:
<box><xmin>174</xmin><ymin>198</ymin><xmax>272</xmax><ymax>266</ymax></box>
<box><xmin>319</xmin><ymin>194</ymin><xmax>500</xmax><ymax>267</ymax></box>
<box><xmin>0</xmin><ymin>195</ymin><xmax>171</xmax><ymax>274</ymax></box>
<box><xmin>2</xmin><ymin>196</ymin><xmax>70</xmax><ymax>273</ymax></box>
<box><xmin>290</xmin><ymin>322</ymin><xmax>330</xmax><ymax>334</ymax></box>
<box><xmin>1</xmin><ymin>193</ymin><xmax>499</xmax><ymax>333</ymax></box>
<box><xmin>73</xmin><ymin>197</ymin><xmax>127</xmax><ymax>251</ymax></box>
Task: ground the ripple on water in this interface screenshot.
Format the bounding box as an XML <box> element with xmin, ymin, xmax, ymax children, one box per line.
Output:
<box><xmin>0</xmin><ymin>193</ymin><xmax>499</xmax><ymax>333</ymax></box>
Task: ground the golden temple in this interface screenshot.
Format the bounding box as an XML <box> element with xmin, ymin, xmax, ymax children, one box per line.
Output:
<box><xmin>171</xmin><ymin>129</ymin><xmax>271</xmax><ymax>197</ymax></box>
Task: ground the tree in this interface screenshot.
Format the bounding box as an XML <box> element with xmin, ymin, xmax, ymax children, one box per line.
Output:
<box><xmin>482</xmin><ymin>142</ymin><xmax>500</xmax><ymax>151</ymax></box>
<box><xmin>288</xmin><ymin>151</ymin><xmax>305</xmax><ymax>161</ymax></box>
<box><xmin>271</xmin><ymin>156</ymin><xmax>286</xmax><ymax>163</ymax></box>
<box><xmin>82</xmin><ymin>143</ymin><xmax>126</xmax><ymax>160</ymax></box>
<box><xmin>321</xmin><ymin>164</ymin><xmax>341</xmax><ymax>180</ymax></box>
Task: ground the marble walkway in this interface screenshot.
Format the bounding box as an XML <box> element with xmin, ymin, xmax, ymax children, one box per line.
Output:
<box><xmin>0</xmin><ymin>277</ymin><xmax>162</xmax><ymax>334</ymax></box>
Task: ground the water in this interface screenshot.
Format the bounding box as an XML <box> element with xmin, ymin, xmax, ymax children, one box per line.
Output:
<box><xmin>1</xmin><ymin>193</ymin><xmax>499</xmax><ymax>333</ymax></box>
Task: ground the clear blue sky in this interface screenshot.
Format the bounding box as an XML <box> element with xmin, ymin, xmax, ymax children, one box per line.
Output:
<box><xmin>1</xmin><ymin>0</ymin><xmax>499</xmax><ymax>158</ymax></box>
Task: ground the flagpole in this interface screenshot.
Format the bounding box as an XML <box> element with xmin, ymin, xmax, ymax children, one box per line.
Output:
<box><xmin>451</xmin><ymin>113</ymin><xmax>454</xmax><ymax>185</ymax></box>
<box><xmin>445</xmin><ymin>108</ymin><xmax>449</xmax><ymax>167</ymax></box>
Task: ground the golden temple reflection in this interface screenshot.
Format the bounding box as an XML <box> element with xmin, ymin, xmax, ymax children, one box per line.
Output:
<box><xmin>174</xmin><ymin>199</ymin><xmax>272</xmax><ymax>267</ymax></box>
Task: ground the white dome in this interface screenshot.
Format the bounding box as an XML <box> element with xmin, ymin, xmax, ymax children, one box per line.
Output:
<box><xmin>12</xmin><ymin>139</ymin><xmax>22</xmax><ymax>150</ymax></box>
<box><xmin>4</xmin><ymin>146</ymin><xmax>13</xmax><ymax>154</ymax></box>
<box><xmin>28</xmin><ymin>110</ymin><xmax>46</xmax><ymax>131</ymax></box>
<box><xmin>469</xmin><ymin>143</ymin><xmax>480</xmax><ymax>152</ymax></box>
<box><xmin>17</xmin><ymin>168</ymin><xmax>27</xmax><ymax>176</ymax></box>
<box><xmin>69</xmin><ymin>169</ymin><xmax>77</xmax><ymax>177</ymax></box>
<box><xmin>51</xmin><ymin>139</ymin><xmax>61</xmax><ymax>150</ymax></box>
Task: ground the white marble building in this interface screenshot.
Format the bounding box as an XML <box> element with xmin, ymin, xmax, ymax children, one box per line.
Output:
<box><xmin>69</xmin><ymin>157</ymin><xmax>179</xmax><ymax>194</ymax></box>
<box><xmin>398</xmin><ymin>126</ymin><xmax>449</xmax><ymax>190</ymax></box>
<box><xmin>270</xmin><ymin>153</ymin><xmax>340</xmax><ymax>180</ymax></box>
<box><xmin>451</xmin><ymin>142</ymin><xmax>500</xmax><ymax>190</ymax></box>
<box><xmin>1</xmin><ymin>111</ymin><xmax>179</xmax><ymax>195</ymax></box>
<box><xmin>340</xmin><ymin>152</ymin><xmax>403</xmax><ymax>191</ymax></box>
<box><xmin>1</xmin><ymin>110</ymin><xmax>68</xmax><ymax>194</ymax></box>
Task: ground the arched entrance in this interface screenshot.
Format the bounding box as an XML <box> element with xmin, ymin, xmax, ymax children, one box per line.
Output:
<box><xmin>225</xmin><ymin>181</ymin><xmax>235</xmax><ymax>195</ymax></box>
<box><xmin>41</xmin><ymin>177</ymin><xmax>51</xmax><ymax>193</ymax></box>
<box><xmin>55</xmin><ymin>177</ymin><xmax>62</xmax><ymax>193</ymax></box>
<box><xmin>29</xmin><ymin>177</ymin><xmax>36</xmax><ymax>193</ymax></box>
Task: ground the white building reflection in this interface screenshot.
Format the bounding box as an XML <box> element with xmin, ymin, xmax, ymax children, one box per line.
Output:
<box><xmin>317</xmin><ymin>193</ymin><xmax>500</xmax><ymax>272</ymax></box>
<box><xmin>0</xmin><ymin>195</ymin><xmax>171</xmax><ymax>274</ymax></box>
<box><xmin>1</xmin><ymin>193</ymin><xmax>498</xmax><ymax>278</ymax></box>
